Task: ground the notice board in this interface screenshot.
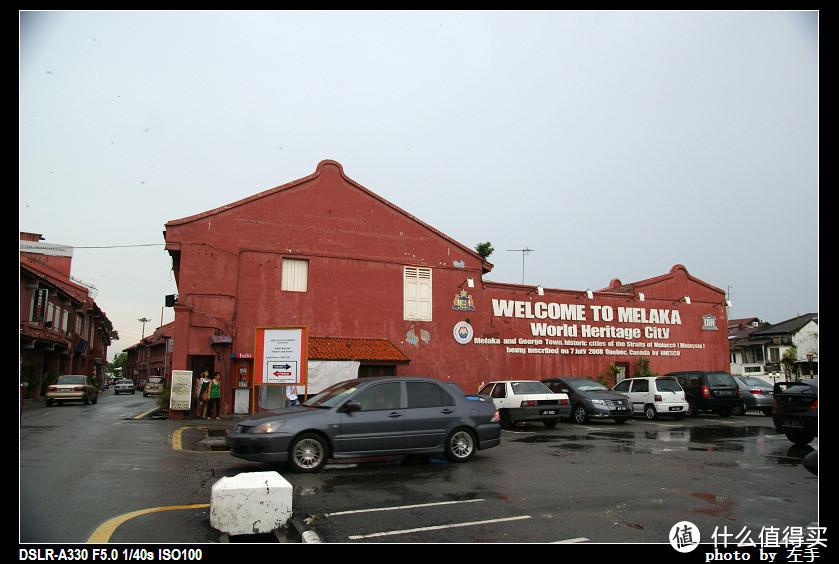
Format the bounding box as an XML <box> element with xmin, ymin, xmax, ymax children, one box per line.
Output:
<box><xmin>254</xmin><ymin>326</ymin><xmax>308</xmax><ymax>386</ymax></box>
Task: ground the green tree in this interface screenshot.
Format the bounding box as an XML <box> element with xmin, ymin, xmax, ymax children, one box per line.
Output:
<box><xmin>107</xmin><ymin>351</ymin><xmax>127</xmax><ymax>378</ymax></box>
<box><xmin>475</xmin><ymin>241</ymin><xmax>494</xmax><ymax>260</ymax></box>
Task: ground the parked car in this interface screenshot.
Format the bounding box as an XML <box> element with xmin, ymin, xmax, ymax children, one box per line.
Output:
<box><xmin>45</xmin><ymin>375</ymin><xmax>98</xmax><ymax>406</ymax></box>
<box><xmin>228</xmin><ymin>376</ymin><xmax>501</xmax><ymax>471</ymax></box>
<box><xmin>612</xmin><ymin>377</ymin><xmax>688</xmax><ymax>420</ymax></box>
<box><xmin>541</xmin><ymin>377</ymin><xmax>632</xmax><ymax>424</ymax></box>
<box><xmin>663</xmin><ymin>371</ymin><xmax>741</xmax><ymax>417</ymax></box>
<box><xmin>114</xmin><ymin>379</ymin><xmax>136</xmax><ymax>395</ymax></box>
<box><xmin>772</xmin><ymin>379</ymin><xmax>818</xmax><ymax>445</ymax></box>
<box><xmin>478</xmin><ymin>380</ymin><xmax>570</xmax><ymax>428</ymax></box>
<box><xmin>733</xmin><ymin>376</ymin><xmax>774</xmax><ymax>416</ymax></box>
<box><xmin>143</xmin><ymin>377</ymin><xmax>165</xmax><ymax>397</ymax></box>
<box><xmin>102</xmin><ymin>380</ymin><xmax>109</xmax><ymax>390</ymax></box>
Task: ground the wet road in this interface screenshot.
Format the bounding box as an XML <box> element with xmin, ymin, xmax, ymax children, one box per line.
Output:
<box><xmin>233</xmin><ymin>414</ymin><xmax>818</xmax><ymax>543</ymax></box>
<box><xmin>20</xmin><ymin>394</ymin><xmax>818</xmax><ymax>545</ymax></box>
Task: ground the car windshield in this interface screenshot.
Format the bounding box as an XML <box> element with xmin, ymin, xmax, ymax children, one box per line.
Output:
<box><xmin>148</xmin><ymin>378</ymin><xmax>163</xmax><ymax>384</ymax></box>
<box><xmin>57</xmin><ymin>376</ymin><xmax>84</xmax><ymax>385</ymax></box>
<box><xmin>304</xmin><ymin>380</ymin><xmax>361</xmax><ymax>408</ymax></box>
<box><xmin>119</xmin><ymin>380</ymin><xmax>131</xmax><ymax>384</ymax></box>
<box><xmin>510</xmin><ymin>381</ymin><xmax>552</xmax><ymax>394</ymax></box>
<box><xmin>655</xmin><ymin>378</ymin><xmax>682</xmax><ymax>392</ymax></box>
<box><xmin>566</xmin><ymin>379</ymin><xmax>609</xmax><ymax>392</ymax></box>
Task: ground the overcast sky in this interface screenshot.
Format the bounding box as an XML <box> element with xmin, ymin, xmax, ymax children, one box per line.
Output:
<box><xmin>19</xmin><ymin>10</ymin><xmax>819</xmax><ymax>356</ymax></box>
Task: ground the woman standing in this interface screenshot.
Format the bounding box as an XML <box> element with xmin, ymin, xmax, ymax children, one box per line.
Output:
<box><xmin>197</xmin><ymin>371</ymin><xmax>211</xmax><ymax>419</ymax></box>
<box><xmin>207</xmin><ymin>372</ymin><xmax>221</xmax><ymax>419</ymax></box>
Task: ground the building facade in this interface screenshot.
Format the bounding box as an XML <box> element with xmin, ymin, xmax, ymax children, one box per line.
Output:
<box><xmin>19</xmin><ymin>232</ymin><xmax>112</xmax><ymax>399</ymax></box>
<box><xmin>161</xmin><ymin>161</ymin><xmax>730</xmax><ymax>418</ymax></box>
<box><xmin>124</xmin><ymin>322</ymin><xmax>174</xmax><ymax>386</ymax></box>
<box><xmin>729</xmin><ymin>313</ymin><xmax>818</xmax><ymax>381</ymax></box>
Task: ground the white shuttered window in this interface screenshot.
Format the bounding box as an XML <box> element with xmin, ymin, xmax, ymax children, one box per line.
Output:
<box><xmin>282</xmin><ymin>258</ymin><xmax>309</xmax><ymax>292</ymax></box>
<box><xmin>404</xmin><ymin>266</ymin><xmax>432</xmax><ymax>321</ymax></box>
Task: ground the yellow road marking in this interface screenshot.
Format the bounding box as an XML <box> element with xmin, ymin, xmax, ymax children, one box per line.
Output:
<box><xmin>87</xmin><ymin>504</ymin><xmax>209</xmax><ymax>543</ymax></box>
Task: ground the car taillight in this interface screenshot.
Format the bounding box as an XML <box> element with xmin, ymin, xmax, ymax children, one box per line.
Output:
<box><xmin>492</xmin><ymin>411</ymin><xmax>500</xmax><ymax>422</ymax></box>
<box><xmin>520</xmin><ymin>400</ymin><xmax>537</xmax><ymax>407</ymax></box>
<box><xmin>559</xmin><ymin>398</ymin><xmax>569</xmax><ymax>405</ymax></box>
<box><xmin>810</xmin><ymin>399</ymin><xmax>818</xmax><ymax>410</ymax></box>
<box><xmin>654</xmin><ymin>394</ymin><xmax>662</xmax><ymax>402</ymax></box>
<box><xmin>702</xmin><ymin>385</ymin><xmax>711</xmax><ymax>397</ymax></box>
<box><xmin>751</xmin><ymin>388</ymin><xmax>763</xmax><ymax>395</ymax></box>
<box><xmin>47</xmin><ymin>386</ymin><xmax>56</xmax><ymax>392</ymax></box>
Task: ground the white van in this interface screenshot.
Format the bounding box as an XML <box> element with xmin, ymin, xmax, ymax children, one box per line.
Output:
<box><xmin>612</xmin><ymin>377</ymin><xmax>689</xmax><ymax>420</ymax></box>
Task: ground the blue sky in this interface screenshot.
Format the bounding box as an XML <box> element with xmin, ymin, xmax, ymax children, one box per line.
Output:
<box><xmin>19</xmin><ymin>11</ymin><xmax>819</xmax><ymax>354</ymax></box>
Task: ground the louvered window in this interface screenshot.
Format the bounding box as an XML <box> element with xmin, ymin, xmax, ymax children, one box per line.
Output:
<box><xmin>404</xmin><ymin>266</ymin><xmax>432</xmax><ymax>321</ymax></box>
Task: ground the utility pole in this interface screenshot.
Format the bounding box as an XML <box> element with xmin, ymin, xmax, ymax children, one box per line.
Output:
<box><xmin>507</xmin><ymin>247</ymin><xmax>533</xmax><ymax>284</ymax></box>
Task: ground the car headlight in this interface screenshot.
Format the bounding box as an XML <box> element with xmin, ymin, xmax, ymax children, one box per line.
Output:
<box><xmin>250</xmin><ymin>420</ymin><xmax>285</xmax><ymax>434</ymax></box>
<box><xmin>590</xmin><ymin>399</ymin><xmax>606</xmax><ymax>405</ymax></box>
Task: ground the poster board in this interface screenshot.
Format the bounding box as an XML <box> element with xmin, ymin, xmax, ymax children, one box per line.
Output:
<box><xmin>169</xmin><ymin>369</ymin><xmax>194</xmax><ymax>411</ymax></box>
<box><xmin>254</xmin><ymin>326</ymin><xmax>308</xmax><ymax>386</ymax></box>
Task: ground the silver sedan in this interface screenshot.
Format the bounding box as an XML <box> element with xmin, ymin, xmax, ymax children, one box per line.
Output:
<box><xmin>227</xmin><ymin>376</ymin><xmax>501</xmax><ymax>472</ymax></box>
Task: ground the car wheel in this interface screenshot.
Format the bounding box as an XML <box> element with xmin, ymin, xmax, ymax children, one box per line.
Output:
<box><xmin>92</xmin><ymin>395</ymin><xmax>98</xmax><ymax>404</ymax></box>
<box><xmin>83</xmin><ymin>396</ymin><xmax>90</xmax><ymax>405</ymax></box>
<box><xmin>499</xmin><ymin>410</ymin><xmax>515</xmax><ymax>429</ymax></box>
<box><xmin>613</xmin><ymin>417</ymin><xmax>628</xmax><ymax>424</ymax></box>
<box><xmin>46</xmin><ymin>399</ymin><xmax>53</xmax><ymax>407</ymax></box>
<box><xmin>644</xmin><ymin>405</ymin><xmax>658</xmax><ymax>420</ymax></box>
<box><xmin>543</xmin><ymin>419</ymin><xmax>558</xmax><ymax>429</ymax></box>
<box><xmin>289</xmin><ymin>433</ymin><xmax>328</xmax><ymax>472</ymax></box>
<box><xmin>572</xmin><ymin>404</ymin><xmax>589</xmax><ymax>424</ymax></box>
<box><xmin>686</xmin><ymin>401</ymin><xmax>698</xmax><ymax>417</ymax></box>
<box><xmin>445</xmin><ymin>428</ymin><xmax>476</xmax><ymax>463</ymax></box>
<box><xmin>732</xmin><ymin>403</ymin><xmax>745</xmax><ymax>416</ymax></box>
<box><xmin>784</xmin><ymin>431</ymin><xmax>815</xmax><ymax>446</ymax></box>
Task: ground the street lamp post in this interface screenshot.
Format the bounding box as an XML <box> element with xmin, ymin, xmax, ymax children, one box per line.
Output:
<box><xmin>138</xmin><ymin>317</ymin><xmax>151</xmax><ymax>339</ymax></box>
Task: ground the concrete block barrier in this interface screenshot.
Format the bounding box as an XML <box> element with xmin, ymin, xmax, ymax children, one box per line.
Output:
<box><xmin>210</xmin><ymin>471</ymin><xmax>292</xmax><ymax>536</ymax></box>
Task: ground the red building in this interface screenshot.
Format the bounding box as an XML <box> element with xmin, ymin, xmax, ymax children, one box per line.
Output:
<box><xmin>162</xmin><ymin>160</ymin><xmax>729</xmax><ymax>418</ymax></box>
<box><xmin>19</xmin><ymin>232</ymin><xmax>112</xmax><ymax>399</ymax></box>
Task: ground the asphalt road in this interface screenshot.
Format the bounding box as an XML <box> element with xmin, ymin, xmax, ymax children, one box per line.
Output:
<box><xmin>19</xmin><ymin>392</ymin><xmax>819</xmax><ymax>547</ymax></box>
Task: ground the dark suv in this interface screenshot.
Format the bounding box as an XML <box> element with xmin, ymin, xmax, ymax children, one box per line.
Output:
<box><xmin>663</xmin><ymin>371</ymin><xmax>741</xmax><ymax>417</ymax></box>
<box><xmin>772</xmin><ymin>379</ymin><xmax>818</xmax><ymax>445</ymax></box>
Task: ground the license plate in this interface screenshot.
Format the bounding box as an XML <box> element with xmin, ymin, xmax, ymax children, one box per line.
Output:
<box><xmin>669</xmin><ymin>406</ymin><xmax>683</xmax><ymax>411</ymax></box>
<box><xmin>717</xmin><ymin>390</ymin><xmax>733</xmax><ymax>395</ymax></box>
<box><xmin>782</xmin><ymin>419</ymin><xmax>802</xmax><ymax>428</ymax></box>
<box><xmin>615</xmin><ymin>406</ymin><xmax>627</xmax><ymax>411</ymax></box>
<box><xmin>540</xmin><ymin>410</ymin><xmax>557</xmax><ymax>415</ymax></box>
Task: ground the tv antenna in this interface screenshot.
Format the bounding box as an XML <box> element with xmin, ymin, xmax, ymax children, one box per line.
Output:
<box><xmin>507</xmin><ymin>247</ymin><xmax>533</xmax><ymax>284</ymax></box>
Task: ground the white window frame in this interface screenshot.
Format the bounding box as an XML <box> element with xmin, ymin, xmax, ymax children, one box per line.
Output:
<box><xmin>404</xmin><ymin>266</ymin><xmax>432</xmax><ymax>321</ymax></box>
<box><xmin>281</xmin><ymin>258</ymin><xmax>309</xmax><ymax>292</ymax></box>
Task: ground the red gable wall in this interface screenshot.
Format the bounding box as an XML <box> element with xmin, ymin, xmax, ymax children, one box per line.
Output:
<box><xmin>164</xmin><ymin>161</ymin><xmax>729</xmax><ymax>406</ymax></box>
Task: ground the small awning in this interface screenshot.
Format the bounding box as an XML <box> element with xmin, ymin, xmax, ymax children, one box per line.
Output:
<box><xmin>211</xmin><ymin>335</ymin><xmax>232</xmax><ymax>345</ymax></box>
<box><xmin>308</xmin><ymin>337</ymin><xmax>409</xmax><ymax>364</ymax></box>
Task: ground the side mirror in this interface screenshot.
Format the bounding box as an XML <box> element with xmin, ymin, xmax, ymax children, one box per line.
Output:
<box><xmin>339</xmin><ymin>401</ymin><xmax>362</xmax><ymax>413</ymax></box>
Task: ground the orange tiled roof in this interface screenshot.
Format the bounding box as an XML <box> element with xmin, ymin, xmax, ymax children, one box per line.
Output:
<box><xmin>308</xmin><ymin>337</ymin><xmax>409</xmax><ymax>364</ymax></box>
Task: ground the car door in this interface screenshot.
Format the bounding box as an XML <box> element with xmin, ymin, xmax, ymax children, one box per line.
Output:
<box><xmin>335</xmin><ymin>381</ymin><xmax>406</xmax><ymax>455</ymax></box>
<box><xmin>403</xmin><ymin>381</ymin><xmax>457</xmax><ymax>449</ymax></box>
<box><xmin>628</xmin><ymin>379</ymin><xmax>650</xmax><ymax>414</ymax></box>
